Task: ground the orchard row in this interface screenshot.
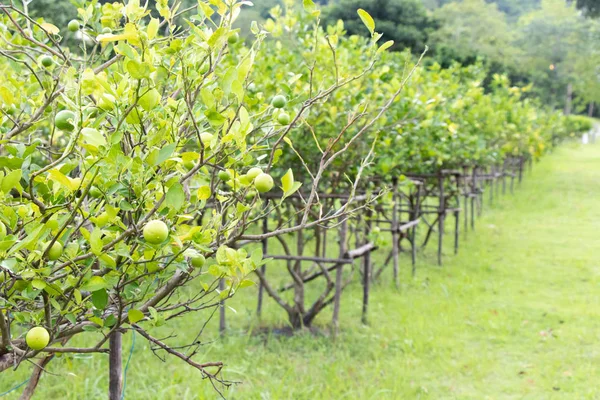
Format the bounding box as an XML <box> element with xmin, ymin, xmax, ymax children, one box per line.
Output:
<box><xmin>0</xmin><ymin>0</ymin><xmax>588</xmax><ymax>397</ymax></box>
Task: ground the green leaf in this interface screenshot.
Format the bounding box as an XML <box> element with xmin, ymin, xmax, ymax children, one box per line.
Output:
<box><xmin>48</xmin><ymin>169</ymin><xmax>77</xmax><ymax>191</ymax></box>
<box><xmin>357</xmin><ymin>9</ymin><xmax>375</xmax><ymax>36</ymax></box>
<box><xmin>154</xmin><ymin>143</ymin><xmax>176</xmax><ymax>166</ymax></box>
<box><xmin>32</xmin><ymin>279</ymin><xmax>46</xmax><ymax>290</ymax></box>
<box><xmin>147</xmin><ymin>17</ymin><xmax>159</xmax><ymax>41</ymax></box>
<box><xmin>81</xmin><ymin>276</ymin><xmax>107</xmax><ymax>292</ymax></box>
<box><xmin>284</xmin><ymin>182</ymin><xmax>302</xmax><ymax>199</ymax></box>
<box><xmin>90</xmin><ymin>227</ymin><xmax>103</xmax><ymax>255</ymax></box>
<box><xmin>91</xmin><ymin>289</ymin><xmax>108</xmax><ymax>310</ymax></box>
<box><xmin>126</xmin><ymin>59</ymin><xmax>151</xmax><ymax>79</ymax></box>
<box><xmin>81</xmin><ymin>128</ymin><xmax>107</xmax><ymax>149</ymax></box>
<box><xmin>303</xmin><ymin>0</ymin><xmax>321</xmax><ymax>17</ymax></box>
<box><xmin>239</xmin><ymin>279</ymin><xmax>255</xmax><ymax>288</ymax></box>
<box><xmin>166</xmin><ymin>183</ymin><xmax>185</xmax><ymax>212</ymax></box>
<box><xmin>205</xmin><ymin>110</ymin><xmax>227</xmax><ymax>127</ymax></box>
<box><xmin>128</xmin><ymin>309</ymin><xmax>144</xmax><ymax>324</ymax></box>
<box><xmin>377</xmin><ymin>40</ymin><xmax>394</xmax><ymax>54</ymax></box>
<box><xmin>281</xmin><ymin>168</ymin><xmax>294</xmax><ymax>193</ymax></box>
<box><xmin>115</xmin><ymin>43</ymin><xmax>139</xmax><ymax>60</ymax></box>
<box><xmin>197</xmin><ymin>185</ymin><xmax>211</xmax><ymax>200</ymax></box>
<box><xmin>1</xmin><ymin>169</ymin><xmax>22</xmax><ymax>194</ymax></box>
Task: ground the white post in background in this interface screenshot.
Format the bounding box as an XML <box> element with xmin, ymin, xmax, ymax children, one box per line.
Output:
<box><xmin>582</xmin><ymin>132</ymin><xmax>589</xmax><ymax>145</ymax></box>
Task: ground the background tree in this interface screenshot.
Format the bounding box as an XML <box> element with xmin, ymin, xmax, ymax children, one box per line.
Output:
<box><xmin>323</xmin><ymin>0</ymin><xmax>436</xmax><ymax>52</ymax></box>
<box><xmin>576</xmin><ymin>0</ymin><xmax>600</xmax><ymax>17</ymax></box>
<box><xmin>430</xmin><ymin>0</ymin><xmax>520</xmax><ymax>68</ymax></box>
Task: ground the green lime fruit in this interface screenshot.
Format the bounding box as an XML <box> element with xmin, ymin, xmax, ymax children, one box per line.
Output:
<box><xmin>54</xmin><ymin>110</ymin><xmax>76</xmax><ymax>131</ymax></box>
<box><xmin>26</xmin><ymin>327</ymin><xmax>50</xmax><ymax>350</ymax></box>
<box><xmin>254</xmin><ymin>173</ymin><xmax>274</xmax><ymax>193</ymax></box>
<box><xmin>218</xmin><ymin>170</ymin><xmax>231</xmax><ymax>182</ymax></box>
<box><xmin>138</xmin><ymin>88</ymin><xmax>160</xmax><ymax>111</ymax></box>
<box><xmin>98</xmin><ymin>93</ymin><xmax>116</xmax><ymax>111</ymax></box>
<box><xmin>246</xmin><ymin>167</ymin><xmax>262</xmax><ymax>180</ymax></box>
<box><xmin>102</xmin><ymin>27</ymin><xmax>112</xmax><ymax>34</ymax></box>
<box><xmin>40</xmin><ymin>56</ymin><xmax>53</xmax><ymax>68</ymax></box>
<box><xmin>277</xmin><ymin>112</ymin><xmax>291</xmax><ymax>125</ymax></box>
<box><xmin>200</xmin><ymin>132</ymin><xmax>213</xmax><ymax>147</ymax></box>
<box><xmin>89</xmin><ymin>186</ymin><xmax>103</xmax><ymax>198</ymax></box>
<box><xmin>68</xmin><ymin>20</ymin><xmax>80</xmax><ymax>32</ymax></box>
<box><xmin>47</xmin><ymin>242</ymin><xmax>63</xmax><ymax>261</ymax></box>
<box><xmin>93</xmin><ymin>212</ymin><xmax>110</xmax><ymax>228</ymax></box>
<box><xmin>271</xmin><ymin>95</ymin><xmax>287</xmax><ymax>109</ymax></box>
<box><xmin>143</xmin><ymin>220</ymin><xmax>169</xmax><ymax>244</ymax></box>
<box><xmin>228</xmin><ymin>32</ymin><xmax>239</xmax><ymax>44</ymax></box>
<box><xmin>191</xmin><ymin>254</ymin><xmax>205</xmax><ymax>268</ymax></box>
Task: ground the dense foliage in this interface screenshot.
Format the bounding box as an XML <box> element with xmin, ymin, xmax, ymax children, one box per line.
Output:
<box><xmin>0</xmin><ymin>0</ymin><xmax>589</xmax><ymax>397</ymax></box>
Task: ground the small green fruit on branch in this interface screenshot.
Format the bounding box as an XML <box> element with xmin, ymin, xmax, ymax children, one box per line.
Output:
<box><xmin>254</xmin><ymin>173</ymin><xmax>274</xmax><ymax>193</ymax></box>
<box><xmin>26</xmin><ymin>327</ymin><xmax>50</xmax><ymax>351</ymax></box>
<box><xmin>143</xmin><ymin>220</ymin><xmax>169</xmax><ymax>245</ymax></box>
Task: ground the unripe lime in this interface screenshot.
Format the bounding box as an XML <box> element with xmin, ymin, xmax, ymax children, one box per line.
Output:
<box><xmin>54</xmin><ymin>110</ymin><xmax>76</xmax><ymax>131</ymax></box>
<box><xmin>200</xmin><ymin>132</ymin><xmax>213</xmax><ymax>148</ymax></box>
<box><xmin>47</xmin><ymin>242</ymin><xmax>63</xmax><ymax>261</ymax></box>
<box><xmin>89</xmin><ymin>186</ymin><xmax>103</xmax><ymax>199</ymax></box>
<box><xmin>184</xmin><ymin>159</ymin><xmax>195</xmax><ymax>170</ymax></box>
<box><xmin>26</xmin><ymin>327</ymin><xmax>50</xmax><ymax>350</ymax></box>
<box><xmin>98</xmin><ymin>93</ymin><xmax>116</xmax><ymax>111</ymax></box>
<box><xmin>138</xmin><ymin>88</ymin><xmax>160</xmax><ymax>111</ymax></box>
<box><xmin>218</xmin><ymin>170</ymin><xmax>231</xmax><ymax>182</ymax></box>
<box><xmin>93</xmin><ymin>212</ymin><xmax>110</xmax><ymax>228</ymax></box>
<box><xmin>247</xmin><ymin>83</ymin><xmax>257</xmax><ymax>93</ymax></box>
<box><xmin>68</xmin><ymin>20</ymin><xmax>80</xmax><ymax>32</ymax></box>
<box><xmin>191</xmin><ymin>254</ymin><xmax>205</xmax><ymax>268</ymax></box>
<box><xmin>46</xmin><ymin>219</ymin><xmax>59</xmax><ymax>231</ymax></box>
<box><xmin>254</xmin><ymin>173</ymin><xmax>274</xmax><ymax>193</ymax></box>
<box><xmin>0</xmin><ymin>221</ymin><xmax>6</xmax><ymax>239</ymax></box>
<box><xmin>271</xmin><ymin>95</ymin><xmax>287</xmax><ymax>109</ymax></box>
<box><xmin>246</xmin><ymin>167</ymin><xmax>262</xmax><ymax>180</ymax></box>
<box><xmin>17</xmin><ymin>206</ymin><xmax>28</xmax><ymax>218</ymax></box>
<box><xmin>102</xmin><ymin>27</ymin><xmax>112</xmax><ymax>34</ymax></box>
<box><xmin>277</xmin><ymin>112</ymin><xmax>291</xmax><ymax>125</ymax></box>
<box><xmin>143</xmin><ymin>220</ymin><xmax>169</xmax><ymax>244</ymax></box>
<box><xmin>40</xmin><ymin>56</ymin><xmax>53</xmax><ymax>68</ymax></box>
<box><xmin>245</xmin><ymin>190</ymin><xmax>256</xmax><ymax>201</ymax></box>
<box><xmin>228</xmin><ymin>32</ymin><xmax>240</xmax><ymax>44</ymax></box>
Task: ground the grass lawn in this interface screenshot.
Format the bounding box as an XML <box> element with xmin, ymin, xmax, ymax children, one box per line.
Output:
<box><xmin>2</xmin><ymin>142</ymin><xmax>600</xmax><ymax>399</ymax></box>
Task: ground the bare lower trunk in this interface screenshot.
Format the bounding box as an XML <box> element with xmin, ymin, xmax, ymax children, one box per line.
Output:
<box><xmin>108</xmin><ymin>331</ymin><xmax>122</xmax><ymax>400</ymax></box>
<box><xmin>588</xmin><ymin>102</ymin><xmax>594</xmax><ymax>117</ymax></box>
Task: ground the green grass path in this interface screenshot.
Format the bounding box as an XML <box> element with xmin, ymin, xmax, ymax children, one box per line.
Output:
<box><xmin>2</xmin><ymin>143</ymin><xmax>600</xmax><ymax>399</ymax></box>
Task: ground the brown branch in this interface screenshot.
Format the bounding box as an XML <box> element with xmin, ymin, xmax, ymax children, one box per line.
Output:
<box><xmin>18</xmin><ymin>355</ymin><xmax>54</xmax><ymax>400</ymax></box>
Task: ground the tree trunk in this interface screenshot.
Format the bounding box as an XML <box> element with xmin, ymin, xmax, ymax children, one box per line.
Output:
<box><xmin>108</xmin><ymin>331</ymin><xmax>123</xmax><ymax>400</ymax></box>
<box><xmin>588</xmin><ymin>101</ymin><xmax>594</xmax><ymax>117</ymax></box>
<box><xmin>19</xmin><ymin>355</ymin><xmax>54</xmax><ymax>400</ymax></box>
<box><xmin>564</xmin><ymin>83</ymin><xmax>573</xmax><ymax>115</ymax></box>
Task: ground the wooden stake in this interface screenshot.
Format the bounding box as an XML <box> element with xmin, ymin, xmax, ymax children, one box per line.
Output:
<box><xmin>391</xmin><ymin>177</ymin><xmax>400</xmax><ymax>288</ymax></box>
<box><xmin>257</xmin><ymin>217</ymin><xmax>268</xmax><ymax>317</ymax></box>
<box><xmin>332</xmin><ymin>219</ymin><xmax>348</xmax><ymax>334</ymax></box>
<box><xmin>361</xmin><ymin>208</ymin><xmax>372</xmax><ymax>325</ymax></box>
